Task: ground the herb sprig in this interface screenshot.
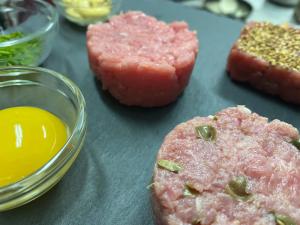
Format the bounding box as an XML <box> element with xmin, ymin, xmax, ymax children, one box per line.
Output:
<box><xmin>0</xmin><ymin>32</ymin><xmax>42</xmax><ymax>66</ymax></box>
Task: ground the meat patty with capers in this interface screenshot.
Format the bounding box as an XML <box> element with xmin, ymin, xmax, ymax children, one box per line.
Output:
<box><xmin>227</xmin><ymin>22</ymin><xmax>300</xmax><ymax>104</ymax></box>
<box><xmin>151</xmin><ymin>106</ymin><xmax>300</xmax><ymax>225</ymax></box>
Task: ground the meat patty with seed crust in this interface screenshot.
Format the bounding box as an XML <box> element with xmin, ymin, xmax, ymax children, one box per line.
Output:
<box><xmin>152</xmin><ymin>106</ymin><xmax>300</xmax><ymax>225</ymax></box>
<box><xmin>227</xmin><ymin>22</ymin><xmax>300</xmax><ymax>104</ymax></box>
<box><xmin>87</xmin><ymin>11</ymin><xmax>198</xmax><ymax>107</ymax></box>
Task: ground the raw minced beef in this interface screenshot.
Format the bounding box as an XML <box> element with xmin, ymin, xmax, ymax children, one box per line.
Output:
<box><xmin>152</xmin><ymin>106</ymin><xmax>300</xmax><ymax>225</ymax></box>
<box><xmin>227</xmin><ymin>22</ymin><xmax>300</xmax><ymax>104</ymax></box>
<box><xmin>87</xmin><ymin>11</ymin><xmax>198</xmax><ymax>107</ymax></box>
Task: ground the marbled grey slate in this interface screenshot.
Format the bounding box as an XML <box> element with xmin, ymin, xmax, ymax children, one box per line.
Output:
<box><xmin>0</xmin><ymin>0</ymin><xmax>299</xmax><ymax>224</ymax></box>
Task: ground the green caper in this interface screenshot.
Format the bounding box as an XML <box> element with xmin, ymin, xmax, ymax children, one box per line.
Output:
<box><xmin>183</xmin><ymin>183</ymin><xmax>199</xmax><ymax>197</ymax></box>
<box><xmin>146</xmin><ymin>182</ymin><xmax>155</xmax><ymax>190</ymax></box>
<box><xmin>274</xmin><ymin>213</ymin><xmax>296</xmax><ymax>225</ymax></box>
<box><xmin>290</xmin><ymin>139</ymin><xmax>300</xmax><ymax>150</ymax></box>
<box><xmin>157</xmin><ymin>159</ymin><xmax>182</xmax><ymax>173</ymax></box>
<box><xmin>225</xmin><ymin>176</ymin><xmax>252</xmax><ymax>201</ymax></box>
<box><xmin>192</xmin><ymin>219</ymin><xmax>202</xmax><ymax>225</ymax></box>
<box><xmin>195</xmin><ymin>125</ymin><xmax>216</xmax><ymax>141</ymax></box>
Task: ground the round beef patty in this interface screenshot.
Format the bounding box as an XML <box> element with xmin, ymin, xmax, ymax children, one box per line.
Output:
<box><xmin>87</xmin><ymin>11</ymin><xmax>198</xmax><ymax>107</ymax></box>
<box><xmin>152</xmin><ymin>106</ymin><xmax>300</xmax><ymax>225</ymax></box>
<box><xmin>227</xmin><ymin>22</ymin><xmax>300</xmax><ymax>104</ymax></box>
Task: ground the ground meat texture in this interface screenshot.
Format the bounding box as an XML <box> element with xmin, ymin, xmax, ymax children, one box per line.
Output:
<box><xmin>152</xmin><ymin>106</ymin><xmax>300</xmax><ymax>225</ymax></box>
<box><xmin>227</xmin><ymin>22</ymin><xmax>300</xmax><ymax>104</ymax></box>
<box><xmin>87</xmin><ymin>11</ymin><xmax>198</xmax><ymax>107</ymax></box>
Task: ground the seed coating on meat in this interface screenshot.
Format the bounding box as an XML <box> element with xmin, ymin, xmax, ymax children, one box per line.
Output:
<box><xmin>152</xmin><ymin>106</ymin><xmax>300</xmax><ymax>225</ymax></box>
<box><xmin>237</xmin><ymin>23</ymin><xmax>300</xmax><ymax>71</ymax></box>
<box><xmin>87</xmin><ymin>11</ymin><xmax>198</xmax><ymax>107</ymax></box>
<box><xmin>227</xmin><ymin>22</ymin><xmax>300</xmax><ymax>104</ymax></box>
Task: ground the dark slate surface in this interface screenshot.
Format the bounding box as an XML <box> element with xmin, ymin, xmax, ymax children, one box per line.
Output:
<box><xmin>0</xmin><ymin>0</ymin><xmax>299</xmax><ymax>224</ymax></box>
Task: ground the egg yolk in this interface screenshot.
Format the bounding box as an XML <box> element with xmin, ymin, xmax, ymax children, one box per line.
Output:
<box><xmin>0</xmin><ymin>106</ymin><xmax>68</xmax><ymax>187</ymax></box>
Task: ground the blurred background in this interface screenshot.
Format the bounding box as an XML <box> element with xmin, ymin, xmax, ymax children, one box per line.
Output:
<box><xmin>9</xmin><ymin>0</ymin><xmax>300</xmax><ymax>25</ymax></box>
<box><xmin>170</xmin><ymin>0</ymin><xmax>300</xmax><ymax>24</ymax></box>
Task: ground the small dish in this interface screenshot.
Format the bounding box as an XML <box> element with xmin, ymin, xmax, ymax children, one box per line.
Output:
<box><xmin>53</xmin><ymin>0</ymin><xmax>122</xmax><ymax>26</ymax></box>
<box><xmin>0</xmin><ymin>66</ymin><xmax>87</xmax><ymax>211</ymax></box>
<box><xmin>269</xmin><ymin>0</ymin><xmax>299</xmax><ymax>6</ymax></box>
<box><xmin>0</xmin><ymin>0</ymin><xmax>58</xmax><ymax>66</ymax></box>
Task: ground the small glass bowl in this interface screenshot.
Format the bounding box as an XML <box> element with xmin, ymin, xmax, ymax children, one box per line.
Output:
<box><xmin>0</xmin><ymin>0</ymin><xmax>58</xmax><ymax>66</ymax></box>
<box><xmin>53</xmin><ymin>0</ymin><xmax>122</xmax><ymax>26</ymax></box>
<box><xmin>0</xmin><ymin>66</ymin><xmax>87</xmax><ymax>211</ymax></box>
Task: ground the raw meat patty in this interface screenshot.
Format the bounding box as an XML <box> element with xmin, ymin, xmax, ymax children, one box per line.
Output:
<box><xmin>227</xmin><ymin>22</ymin><xmax>300</xmax><ymax>104</ymax></box>
<box><xmin>87</xmin><ymin>11</ymin><xmax>198</xmax><ymax>107</ymax></box>
<box><xmin>152</xmin><ymin>106</ymin><xmax>300</xmax><ymax>225</ymax></box>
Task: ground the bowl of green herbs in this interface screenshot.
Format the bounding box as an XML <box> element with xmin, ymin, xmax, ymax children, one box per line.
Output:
<box><xmin>0</xmin><ymin>0</ymin><xmax>58</xmax><ymax>66</ymax></box>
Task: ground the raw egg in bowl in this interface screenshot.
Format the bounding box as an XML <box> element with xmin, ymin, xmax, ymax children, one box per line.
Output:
<box><xmin>0</xmin><ymin>66</ymin><xmax>86</xmax><ymax>211</ymax></box>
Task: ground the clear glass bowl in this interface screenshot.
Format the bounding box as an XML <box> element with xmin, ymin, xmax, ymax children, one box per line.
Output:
<box><xmin>53</xmin><ymin>0</ymin><xmax>122</xmax><ymax>26</ymax></box>
<box><xmin>269</xmin><ymin>0</ymin><xmax>299</xmax><ymax>6</ymax></box>
<box><xmin>0</xmin><ymin>0</ymin><xmax>58</xmax><ymax>66</ymax></box>
<box><xmin>0</xmin><ymin>66</ymin><xmax>87</xmax><ymax>211</ymax></box>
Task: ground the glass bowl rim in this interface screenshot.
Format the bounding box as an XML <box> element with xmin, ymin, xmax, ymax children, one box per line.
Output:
<box><xmin>0</xmin><ymin>66</ymin><xmax>87</xmax><ymax>193</ymax></box>
<box><xmin>0</xmin><ymin>0</ymin><xmax>59</xmax><ymax>48</ymax></box>
<box><xmin>53</xmin><ymin>0</ymin><xmax>121</xmax><ymax>8</ymax></box>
